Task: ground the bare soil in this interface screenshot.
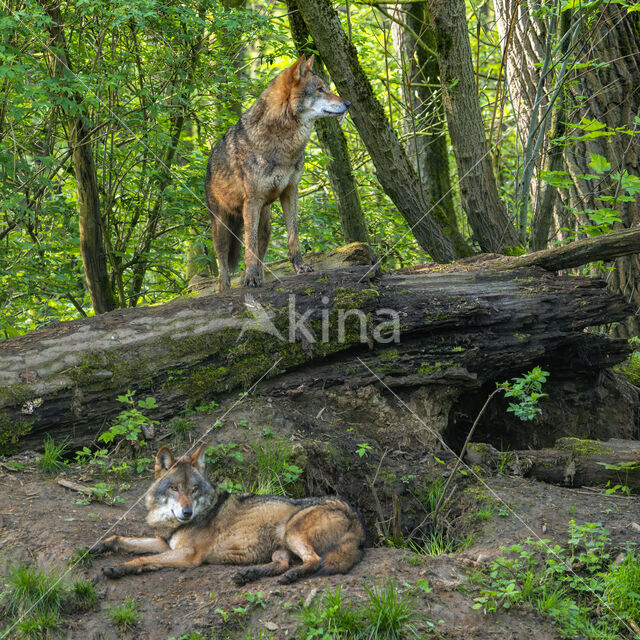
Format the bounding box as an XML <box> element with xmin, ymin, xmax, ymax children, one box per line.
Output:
<box><xmin>1</xmin><ymin>453</ymin><xmax>638</xmax><ymax>640</ymax></box>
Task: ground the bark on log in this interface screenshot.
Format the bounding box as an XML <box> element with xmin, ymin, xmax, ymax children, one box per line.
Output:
<box><xmin>467</xmin><ymin>438</ymin><xmax>640</xmax><ymax>492</ymax></box>
<box><xmin>0</xmin><ymin>244</ymin><xmax>632</xmax><ymax>451</ymax></box>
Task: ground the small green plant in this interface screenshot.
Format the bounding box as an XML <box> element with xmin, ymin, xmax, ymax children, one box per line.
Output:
<box><xmin>356</xmin><ymin>442</ymin><xmax>372</xmax><ymax>458</ymax></box>
<box><xmin>597</xmin><ymin>460</ymin><xmax>639</xmax><ymax>496</ymax></box>
<box><xmin>250</xmin><ymin>439</ymin><xmax>303</xmax><ymax>496</ymax></box>
<box><xmin>67</xmin><ymin>547</ymin><xmax>93</xmax><ymax>568</ymax></box>
<box><xmin>297</xmin><ymin>585</ymin><xmax>364</xmax><ymax>639</ymax></box>
<box><xmin>74</xmin><ymin>446</ymin><xmax>109</xmax><ymax>472</ymax></box>
<box><xmin>36</xmin><ymin>436</ymin><xmax>68</xmax><ymax>475</ymax></box>
<box><xmin>13</xmin><ymin>611</ymin><xmax>60</xmax><ymax>638</ymax></box>
<box><xmin>98</xmin><ymin>391</ymin><xmax>158</xmax><ymax>448</ymax></box>
<box><xmin>107</xmin><ymin>598</ymin><xmax>141</xmax><ymax>632</ymax></box>
<box><xmin>69</xmin><ymin>579</ymin><xmax>98</xmax><ymax>610</ymax></box>
<box><xmin>75</xmin><ymin>481</ymin><xmax>125</xmax><ymax>505</ymax></box>
<box><xmin>362</xmin><ymin>580</ymin><xmax>420</xmax><ymax>640</ymax></box>
<box><xmin>220</xmin><ymin>480</ymin><xmax>243</xmax><ymax>494</ymax></box>
<box><xmin>498</xmin><ymin>366</ymin><xmax>549</xmax><ymax>421</ymax></box>
<box><xmin>169</xmin><ymin>416</ymin><xmax>194</xmax><ymax>438</ymax></box>
<box><xmin>1</xmin><ymin>564</ymin><xmax>66</xmax><ymax>619</ymax></box>
<box><xmin>243</xmin><ymin>591</ymin><xmax>267</xmax><ymax>610</ymax></box>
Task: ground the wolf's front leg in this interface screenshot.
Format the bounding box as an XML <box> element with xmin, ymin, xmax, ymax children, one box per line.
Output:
<box><xmin>281</xmin><ymin>185</ymin><xmax>313</xmax><ymax>275</ymax></box>
<box><xmin>92</xmin><ymin>535</ymin><xmax>170</xmax><ymax>555</ymax></box>
<box><xmin>102</xmin><ymin>547</ymin><xmax>197</xmax><ymax>579</ymax></box>
<box><xmin>243</xmin><ymin>198</ymin><xmax>264</xmax><ymax>287</ymax></box>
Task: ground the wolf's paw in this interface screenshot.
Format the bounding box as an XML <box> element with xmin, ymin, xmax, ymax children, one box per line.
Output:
<box><xmin>102</xmin><ymin>565</ymin><xmax>127</xmax><ymax>579</ymax></box>
<box><xmin>277</xmin><ymin>571</ymin><xmax>299</xmax><ymax>585</ymax></box>
<box><xmin>294</xmin><ymin>262</ymin><xmax>313</xmax><ymax>274</ymax></box>
<box><xmin>243</xmin><ymin>266</ymin><xmax>263</xmax><ymax>288</ymax></box>
<box><xmin>232</xmin><ymin>568</ymin><xmax>255</xmax><ymax>586</ymax></box>
<box><xmin>92</xmin><ymin>537</ymin><xmax>117</xmax><ymax>555</ymax></box>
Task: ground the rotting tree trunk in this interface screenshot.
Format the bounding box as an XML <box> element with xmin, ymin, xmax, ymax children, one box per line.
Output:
<box><xmin>389</xmin><ymin>1</ymin><xmax>456</xmax><ymax>230</ymax></box>
<box><xmin>467</xmin><ymin>438</ymin><xmax>640</xmax><ymax>493</ymax></box>
<box><xmin>0</xmin><ymin>240</ymin><xmax>634</xmax><ymax>451</ymax></box>
<box><xmin>431</xmin><ymin>0</ymin><xmax>520</xmax><ymax>252</ymax></box>
<box><xmin>42</xmin><ymin>3</ymin><xmax>116</xmax><ymax>314</ymax></box>
<box><xmin>295</xmin><ymin>0</ymin><xmax>472</xmax><ymax>261</ymax></box>
<box><xmin>286</xmin><ymin>0</ymin><xmax>369</xmax><ymax>244</ymax></box>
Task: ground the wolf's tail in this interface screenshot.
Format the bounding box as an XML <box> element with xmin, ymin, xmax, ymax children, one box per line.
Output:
<box><xmin>316</xmin><ymin>519</ymin><xmax>366</xmax><ymax>576</ymax></box>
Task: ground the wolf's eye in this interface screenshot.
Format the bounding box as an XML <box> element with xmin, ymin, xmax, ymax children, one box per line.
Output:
<box><xmin>169</xmin><ymin>485</ymin><xmax>178</xmax><ymax>493</ymax></box>
<box><xmin>192</xmin><ymin>486</ymin><xmax>199</xmax><ymax>495</ymax></box>
<box><xmin>316</xmin><ymin>86</ymin><xmax>324</xmax><ymax>93</ymax></box>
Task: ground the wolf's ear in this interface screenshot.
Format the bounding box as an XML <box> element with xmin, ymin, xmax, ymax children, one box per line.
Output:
<box><xmin>155</xmin><ymin>446</ymin><xmax>175</xmax><ymax>478</ymax></box>
<box><xmin>291</xmin><ymin>54</ymin><xmax>306</xmax><ymax>82</ymax></box>
<box><xmin>191</xmin><ymin>443</ymin><xmax>207</xmax><ymax>474</ymax></box>
<box><xmin>304</xmin><ymin>54</ymin><xmax>315</xmax><ymax>73</ymax></box>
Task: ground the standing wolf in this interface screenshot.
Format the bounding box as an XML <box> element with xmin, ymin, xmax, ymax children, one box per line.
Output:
<box><xmin>205</xmin><ymin>55</ymin><xmax>350</xmax><ymax>290</ymax></box>
<box><xmin>95</xmin><ymin>445</ymin><xmax>366</xmax><ymax>585</ymax></box>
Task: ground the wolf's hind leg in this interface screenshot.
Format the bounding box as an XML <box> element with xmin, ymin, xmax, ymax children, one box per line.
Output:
<box><xmin>232</xmin><ymin>549</ymin><xmax>290</xmax><ymax>586</ymax></box>
<box><xmin>92</xmin><ymin>535</ymin><xmax>169</xmax><ymax>555</ymax></box>
<box><xmin>278</xmin><ymin>534</ymin><xmax>321</xmax><ymax>584</ymax></box>
<box><xmin>211</xmin><ymin>213</ymin><xmax>233</xmax><ymax>291</ymax></box>
<box><xmin>102</xmin><ymin>547</ymin><xmax>197</xmax><ymax>579</ymax></box>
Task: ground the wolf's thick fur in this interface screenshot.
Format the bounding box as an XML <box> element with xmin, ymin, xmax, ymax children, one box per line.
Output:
<box><xmin>95</xmin><ymin>446</ymin><xmax>365</xmax><ymax>585</ymax></box>
<box><xmin>205</xmin><ymin>55</ymin><xmax>350</xmax><ymax>290</ymax></box>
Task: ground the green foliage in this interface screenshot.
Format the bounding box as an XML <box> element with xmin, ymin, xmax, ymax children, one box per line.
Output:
<box><xmin>617</xmin><ymin>337</ymin><xmax>640</xmax><ymax>386</ymax></box>
<box><xmin>1</xmin><ymin>564</ymin><xmax>66</xmax><ymax>619</ymax></box>
<box><xmin>0</xmin><ymin>563</ymin><xmax>98</xmax><ymax>637</ymax></box>
<box><xmin>36</xmin><ymin>436</ymin><xmax>68</xmax><ymax>475</ymax></box>
<box><xmin>69</xmin><ymin>579</ymin><xmax>98</xmax><ymax>610</ymax></box>
<box><xmin>356</xmin><ymin>443</ymin><xmax>372</xmax><ymax>458</ymax></box>
<box><xmin>498</xmin><ymin>366</ymin><xmax>549</xmax><ymax>421</ymax></box>
<box><xmin>297</xmin><ymin>581</ymin><xmax>424</xmax><ymax>640</ymax></box>
<box><xmin>248</xmin><ymin>438</ymin><xmax>303</xmax><ymax>496</ymax></box>
<box><xmin>107</xmin><ymin>598</ymin><xmax>141</xmax><ymax>632</ymax></box>
<box><xmin>471</xmin><ymin>521</ymin><xmax>640</xmax><ymax>639</ymax></box>
<box><xmin>97</xmin><ymin>391</ymin><xmax>157</xmax><ymax>447</ymax></box>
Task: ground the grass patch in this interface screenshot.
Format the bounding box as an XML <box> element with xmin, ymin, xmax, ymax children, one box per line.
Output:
<box><xmin>297</xmin><ymin>581</ymin><xmax>426</xmax><ymax>639</ymax></box>
<box><xmin>69</xmin><ymin>579</ymin><xmax>98</xmax><ymax>610</ymax></box>
<box><xmin>1</xmin><ymin>564</ymin><xmax>66</xmax><ymax>619</ymax></box>
<box><xmin>67</xmin><ymin>547</ymin><xmax>94</xmax><ymax>568</ymax></box>
<box><xmin>471</xmin><ymin>521</ymin><xmax>640</xmax><ymax>639</ymax></box>
<box><xmin>249</xmin><ymin>438</ymin><xmax>303</xmax><ymax>496</ymax></box>
<box><xmin>36</xmin><ymin>436</ymin><xmax>68</xmax><ymax>475</ymax></box>
<box><xmin>107</xmin><ymin>598</ymin><xmax>141</xmax><ymax>632</ymax></box>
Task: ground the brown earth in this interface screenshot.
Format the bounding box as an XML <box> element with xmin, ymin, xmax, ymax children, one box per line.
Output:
<box><xmin>1</xmin><ymin>448</ymin><xmax>639</xmax><ymax>640</ymax></box>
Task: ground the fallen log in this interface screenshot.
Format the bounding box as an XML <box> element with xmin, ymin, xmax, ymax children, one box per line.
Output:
<box><xmin>466</xmin><ymin>438</ymin><xmax>640</xmax><ymax>492</ymax></box>
<box><xmin>0</xmin><ymin>247</ymin><xmax>633</xmax><ymax>451</ymax></box>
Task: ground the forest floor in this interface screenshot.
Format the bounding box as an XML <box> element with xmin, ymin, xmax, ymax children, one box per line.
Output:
<box><xmin>1</xmin><ymin>448</ymin><xmax>639</xmax><ymax>640</ymax></box>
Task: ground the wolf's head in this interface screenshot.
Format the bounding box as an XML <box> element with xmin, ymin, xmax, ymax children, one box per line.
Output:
<box><xmin>145</xmin><ymin>445</ymin><xmax>215</xmax><ymax>528</ymax></box>
<box><xmin>281</xmin><ymin>55</ymin><xmax>350</xmax><ymax>121</ymax></box>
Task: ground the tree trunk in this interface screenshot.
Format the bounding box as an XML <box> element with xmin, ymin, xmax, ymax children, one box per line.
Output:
<box><xmin>431</xmin><ymin>0</ymin><xmax>520</xmax><ymax>252</ymax></box>
<box><xmin>467</xmin><ymin>438</ymin><xmax>640</xmax><ymax>492</ymax></box>
<box><xmin>295</xmin><ymin>0</ymin><xmax>472</xmax><ymax>262</ymax></box>
<box><xmin>42</xmin><ymin>3</ymin><xmax>116</xmax><ymax>314</ymax></box>
<box><xmin>493</xmin><ymin>0</ymin><xmax>640</xmax><ymax>336</ymax></box>
<box><xmin>286</xmin><ymin>0</ymin><xmax>369</xmax><ymax>244</ymax></box>
<box><xmin>0</xmin><ymin>241</ymin><xmax>634</xmax><ymax>451</ymax></box>
<box><xmin>389</xmin><ymin>2</ymin><xmax>456</xmax><ymax>231</ymax></box>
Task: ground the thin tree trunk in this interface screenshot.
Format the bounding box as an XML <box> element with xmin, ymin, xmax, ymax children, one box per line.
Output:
<box><xmin>295</xmin><ymin>0</ymin><xmax>472</xmax><ymax>262</ymax></box>
<box><xmin>431</xmin><ymin>0</ymin><xmax>520</xmax><ymax>253</ymax></box>
<box><xmin>390</xmin><ymin>1</ymin><xmax>456</xmax><ymax>231</ymax></box>
<box><xmin>286</xmin><ymin>0</ymin><xmax>369</xmax><ymax>244</ymax></box>
<box><xmin>42</xmin><ymin>2</ymin><xmax>116</xmax><ymax>314</ymax></box>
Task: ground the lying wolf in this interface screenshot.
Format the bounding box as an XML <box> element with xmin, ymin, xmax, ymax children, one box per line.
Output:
<box><xmin>205</xmin><ymin>55</ymin><xmax>350</xmax><ymax>290</ymax></box>
<box><xmin>95</xmin><ymin>445</ymin><xmax>365</xmax><ymax>585</ymax></box>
